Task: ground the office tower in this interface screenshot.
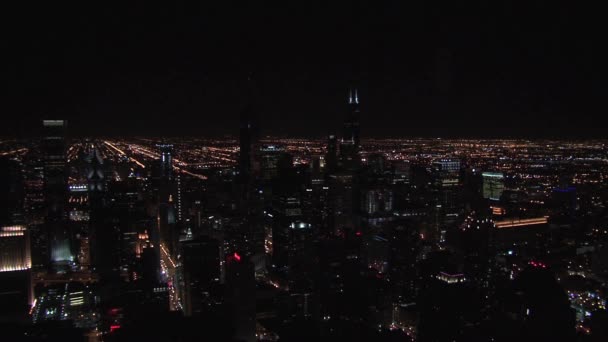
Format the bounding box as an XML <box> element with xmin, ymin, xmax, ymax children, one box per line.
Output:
<box><xmin>551</xmin><ymin>186</ymin><xmax>577</xmax><ymax>218</ymax></box>
<box><xmin>490</xmin><ymin>267</ymin><xmax>576</xmax><ymax>341</ymax></box>
<box><xmin>339</xmin><ymin>88</ymin><xmax>361</xmax><ymax>170</ymax></box>
<box><xmin>367</xmin><ymin>153</ymin><xmax>387</xmax><ymax>175</ymax></box>
<box><xmin>343</xmin><ymin>87</ymin><xmax>361</xmax><ymax>149</ymax></box>
<box><xmin>181</xmin><ymin>236</ymin><xmax>221</xmax><ymax>316</ymax></box>
<box><xmin>388</xmin><ymin>224</ymin><xmax>421</xmax><ymax>303</ymax></box>
<box><xmin>0</xmin><ymin>157</ymin><xmax>24</xmax><ymax>225</ymax></box>
<box><xmin>432</xmin><ymin>158</ymin><xmax>460</xmax><ymax>177</ymax></box>
<box><xmin>392</xmin><ymin>160</ymin><xmax>411</xmax><ymax>185</ymax></box>
<box><xmin>20</xmin><ymin>154</ymin><xmax>48</xmax><ymax>269</ymax></box>
<box><xmin>239</xmin><ymin>101</ymin><xmax>260</xmax><ymax>185</ymax></box>
<box><xmin>107</xmin><ymin>177</ymin><xmax>146</xmax><ymax>279</ymax></box>
<box><xmin>327</xmin><ymin>171</ymin><xmax>359</xmax><ymax>235</ymax></box>
<box><xmin>431</xmin><ymin>158</ymin><xmax>463</xmax><ymax>234</ymax></box>
<box><xmin>0</xmin><ymin>225</ymin><xmax>33</xmax><ymax>322</ymax></box>
<box><xmin>176</xmin><ymin>174</ymin><xmax>183</xmax><ymax>222</ymax></box>
<box><xmin>283</xmin><ymin>221</ymin><xmax>318</xmax><ymax>320</ymax></box>
<box><xmin>225</xmin><ymin>253</ymin><xmax>256</xmax><ymax>342</ymax></box>
<box><xmin>457</xmin><ymin>214</ymin><xmax>497</xmax><ymax>310</ymax></box>
<box><xmin>302</xmin><ymin>164</ymin><xmax>330</xmax><ymax>237</ymax></box>
<box><xmin>157</xmin><ymin>143</ymin><xmax>173</xmax><ymax>181</ymax></box>
<box><xmin>156</xmin><ymin>143</ymin><xmax>178</xmax><ymax>256</ymax></box>
<box><xmin>482</xmin><ymin>172</ymin><xmax>505</xmax><ymax>201</ymax></box>
<box><xmin>260</xmin><ymin>145</ymin><xmax>285</xmax><ymax>181</ymax></box>
<box><xmin>270</xmin><ymin>195</ymin><xmax>304</xmax><ymax>268</ymax></box>
<box><xmin>87</xmin><ymin>148</ymin><xmax>119</xmax><ymax>279</ymax></box>
<box><xmin>41</xmin><ymin>120</ymin><xmax>71</xmax><ymax>268</ymax></box>
<box><xmin>361</xmin><ymin>188</ymin><xmax>394</xmax><ymax>227</ymax></box>
<box><xmin>86</xmin><ymin>148</ymin><xmax>106</xmax><ymax>192</ymax></box>
<box><xmin>0</xmin><ymin>225</ymin><xmax>31</xmax><ymax>273</ymax></box>
<box><xmin>325</xmin><ymin>134</ymin><xmax>338</xmax><ymax>174</ymax></box>
<box><xmin>362</xmin><ymin>189</ymin><xmax>394</xmax><ymax>215</ymax></box>
<box><xmin>417</xmin><ymin>265</ymin><xmax>475</xmax><ymax>342</ymax></box>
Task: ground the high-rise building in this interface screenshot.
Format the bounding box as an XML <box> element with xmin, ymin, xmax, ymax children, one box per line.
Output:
<box><xmin>328</xmin><ymin>173</ymin><xmax>357</xmax><ymax>234</ymax></box>
<box><xmin>0</xmin><ymin>225</ymin><xmax>33</xmax><ymax>322</ymax></box>
<box><xmin>87</xmin><ymin>147</ymin><xmax>120</xmax><ymax>279</ymax></box>
<box><xmin>362</xmin><ymin>189</ymin><xmax>394</xmax><ymax>215</ymax></box>
<box><xmin>239</xmin><ymin>103</ymin><xmax>260</xmax><ymax>185</ymax></box>
<box><xmin>392</xmin><ymin>160</ymin><xmax>411</xmax><ymax>185</ymax></box>
<box><xmin>283</xmin><ymin>221</ymin><xmax>318</xmax><ymax>320</ymax></box>
<box><xmin>41</xmin><ymin>120</ymin><xmax>71</xmax><ymax>267</ymax></box>
<box><xmin>482</xmin><ymin>172</ymin><xmax>505</xmax><ymax>201</ymax></box>
<box><xmin>343</xmin><ymin>87</ymin><xmax>361</xmax><ymax>149</ymax></box>
<box><xmin>181</xmin><ymin>237</ymin><xmax>221</xmax><ymax>317</ymax></box>
<box><xmin>157</xmin><ymin>143</ymin><xmax>173</xmax><ymax>181</ymax></box>
<box><xmin>260</xmin><ymin>145</ymin><xmax>285</xmax><ymax>181</ymax></box>
<box><xmin>270</xmin><ymin>195</ymin><xmax>304</xmax><ymax>268</ymax></box>
<box><xmin>0</xmin><ymin>225</ymin><xmax>31</xmax><ymax>273</ymax></box>
<box><xmin>339</xmin><ymin>88</ymin><xmax>361</xmax><ymax>170</ymax></box>
<box><xmin>225</xmin><ymin>253</ymin><xmax>256</xmax><ymax>342</ymax></box>
<box><xmin>156</xmin><ymin>143</ymin><xmax>179</xmax><ymax>257</ymax></box>
<box><xmin>431</xmin><ymin>158</ymin><xmax>463</xmax><ymax>232</ymax></box>
<box><xmin>325</xmin><ymin>134</ymin><xmax>338</xmax><ymax>174</ymax></box>
<box><xmin>0</xmin><ymin>157</ymin><xmax>24</xmax><ymax>226</ymax></box>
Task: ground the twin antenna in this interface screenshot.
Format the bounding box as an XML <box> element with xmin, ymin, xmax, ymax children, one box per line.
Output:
<box><xmin>348</xmin><ymin>88</ymin><xmax>359</xmax><ymax>105</ymax></box>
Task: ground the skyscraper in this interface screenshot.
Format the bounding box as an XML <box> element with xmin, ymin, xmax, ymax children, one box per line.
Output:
<box><xmin>239</xmin><ymin>74</ymin><xmax>260</xmax><ymax>186</ymax></box>
<box><xmin>87</xmin><ymin>147</ymin><xmax>119</xmax><ymax>279</ymax></box>
<box><xmin>156</xmin><ymin>143</ymin><xmax>178</xmax><ymax>256</ymax></box>
<box><xmin>0</xmin><ymin>225</ymin><xmax>31</xmax><ymax>273</ymax></box>
<box><xmin>0</xmin><ymin>225</ymin><xmax>33</xmax><ymax>322</ymax></box>
<box><xmin>325</xmin><ymin>134</ymin><xmax>338</xmax><ymax>174</ymax></box>
<box><xmin>482</xmin><ymin>172</ymin><xmax>505</xmax><ymax>201</ymax></box>
<box><xmin>181</xmin><ymin>236</ymin><xmax>221</xmax><ymax>317</ymax></box>
<box><xmin>225</xmin><ymin>253</ymin><xmax>256</xmax><ymax>342</ymax></box>
<box><xmin>157</xmin><ymin>143</ymin><xmax>173</xmax><ymax>181</ymax></box>
<box><xmin>239</xmin><ymin>103</ymin><xmax>260</xmax><ymax>185</ymax></box>
<box><xmin>41</xmin><ymin>120</ymin><xmax>71</xmax><ymax>268</ymax></box>
<box><xmin>431</xmin><ymin>158</ymin><xmax>463</xmax><ymax>224</ymax></box>
<box><xmin>343</xmin><ymin>87</ymin><xmax>361</xmax><ymax>148</ymax></box>
<box><xmin>339</xmin><ymin>88</ymin><xmax>361</xmax><ymax>170</ymax></box>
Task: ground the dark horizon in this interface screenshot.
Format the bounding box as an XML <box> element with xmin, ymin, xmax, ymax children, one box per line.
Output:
<box><xmin>5</xmin><ymin>2</ymin><xmax>607</xmax><ymax>138</ymax></box>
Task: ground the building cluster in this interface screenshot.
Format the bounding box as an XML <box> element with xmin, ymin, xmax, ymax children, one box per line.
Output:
<box><xmin>0</xmin><ymin>92</ymin><xmax>608</xmax><ymax>341</ymax></box>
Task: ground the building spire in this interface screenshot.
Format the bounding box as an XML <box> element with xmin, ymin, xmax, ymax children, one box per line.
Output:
<box><xmin>348</xmin><ymin>86</ymin><xmax>359</xmax><ymax>105</ymax></box>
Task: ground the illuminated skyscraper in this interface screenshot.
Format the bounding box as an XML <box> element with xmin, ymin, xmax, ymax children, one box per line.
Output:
<box><xmin>431</xmin><ymin>159</ymin><xmax>463</xmax><ymax>235</ymax></box>
<box><xmin>0</xmin><ymin>225</ymin><xmax>33</xmax><ymax>322</ymax></box>
<box><xmin>482</xmin><ymin>172</ymin><xmax>505</xmax><ymax>201</ymax></box>
<box><xmin>260</xmin><ymin>145</ymin><xmax>284</xmax><ymax>181</ymax></box>
<box><xmin>41</xmin><ymin>120</ymin><xmax>71</xmax><ymax>267</ymax></box>
<box><xmin>343</xmin><ymin>87</ymin><xmax>361</xmax><ymax>148</ymax></box>
<box><xmin>156</xmin><ymin>143</ymin><xmax>179</xmax><ymax>256</ymax></box>
<box><xmin>0</xmin><ymin>225</ymin><xmax>31</xmax><ymax>273</ymax></box>
<box><xmin>339</xmin><ymin>87</ymin><xmax>361</xmax><ymax>170</ymax></box>
<box><xmin>157</xmin><ymin>143</ymin><xmax>173</xmax><ymax>181</ymax></box>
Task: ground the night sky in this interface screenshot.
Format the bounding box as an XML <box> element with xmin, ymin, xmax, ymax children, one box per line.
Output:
<box><xmin>4</xmin><ymin>2</ymin><xmax>606</xmax><ymax>138</ymax></box>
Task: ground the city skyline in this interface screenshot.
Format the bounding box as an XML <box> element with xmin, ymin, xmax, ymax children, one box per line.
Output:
<box><xmin>2</xmin><ymin>2</ymin><xmax>607</xmax><ymax>341</ymax></box>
